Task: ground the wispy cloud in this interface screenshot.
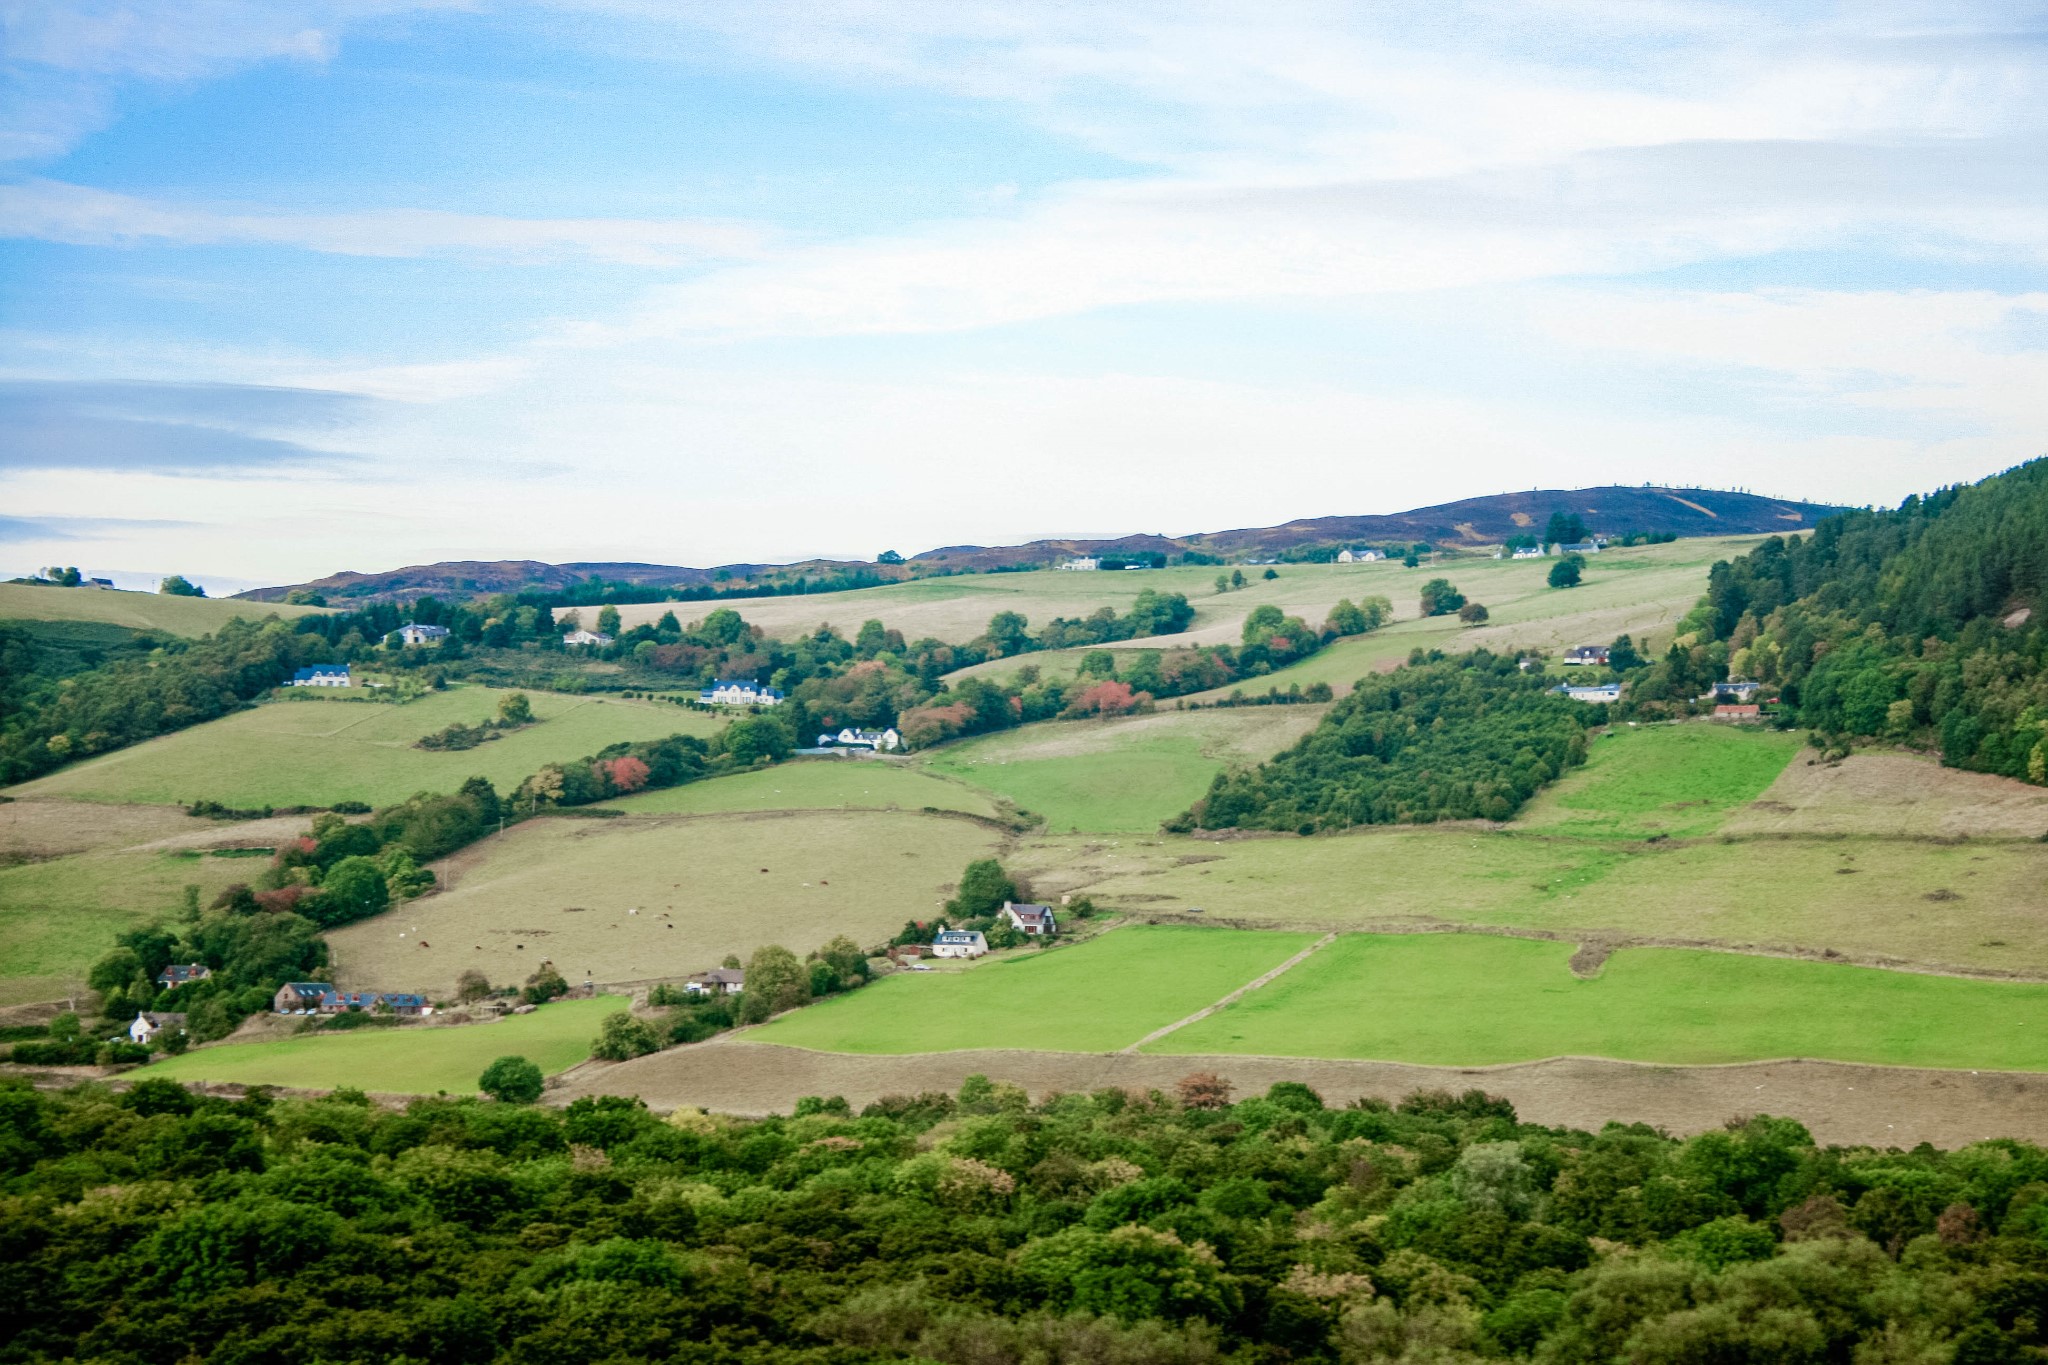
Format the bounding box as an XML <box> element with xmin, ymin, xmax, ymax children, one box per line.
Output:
<box><xmin>0</xmin><ymin>512</ymin><xmax>196</xmax><ymax>541</ymax></box>
<box><xmin>0</xmin><ymin>180</ymin><xmax>769</xmax><ymax>265</ymax></box>
<box><xmin>0</xmin><ymin>378</ymin><xmax>370</xmax><ymax>472</ymax></box>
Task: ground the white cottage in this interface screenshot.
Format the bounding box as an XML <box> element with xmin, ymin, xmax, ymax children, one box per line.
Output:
<box><xmin>930</xmin><ymin>929</ymin><xmax>988</xmax><ymax>959</ymax></box>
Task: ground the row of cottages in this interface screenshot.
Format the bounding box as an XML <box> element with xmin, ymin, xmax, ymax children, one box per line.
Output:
<box><xmin>290</xmin><ymin>664</ymin><xmax>352</xmax><ymax>687</ymax></box>
<box><xmin>1335</xmin><ymin>548</ymin><xmax>1387</xmax><ymax>563</ymax></box>
<box><xmin>1562</xmin><ymin>645</ymin><xmax>1610</xmax><ymax>667</ymax></box>
<box><xmin>700</xmin><ymin>679</ymin><xmax>783</xmax><ymax>706</ymax></box>
<box><xmin>815</xmin><ymin>727</ymin><xmax>902</xmax><ymax>752</ymax></box>
<box><xmin>1504</xmin><ymin>539</ymin><xmax>1608</xmax><ymax>560</ymax></box>
<box><xmin>390</xmin><ymin>622</ymin><xmax>450</xmax><ymax>646</ymax></box>
<box><xmin>271</xmin><ymin>982</ymin><xmax>431</xmax><ymax>1016</ymax></box>
<box><xmin>563</xmin><ymin>628</ymin><xmax>614</xmax><ymax>647</ymax></box>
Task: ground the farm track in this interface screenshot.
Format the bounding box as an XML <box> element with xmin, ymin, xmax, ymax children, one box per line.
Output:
<box><xmin>1122</xmin><ymin>932</ymin><xmax>1337</xmax><ymax>1051</ymax></box>
<box><xmin>558</xmin><ymin>1041</ymin><xmax>2048</xmax><ymax>1148</ymax></box>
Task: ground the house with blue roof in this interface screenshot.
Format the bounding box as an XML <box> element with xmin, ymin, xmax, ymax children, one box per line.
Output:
<box><xmin>290</xmin><ymin>664</ymin><xmax>352</xmax><ymax>687</ymax></box>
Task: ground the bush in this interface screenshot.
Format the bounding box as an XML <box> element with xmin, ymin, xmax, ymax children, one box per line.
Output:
<box><xmin>1548</xmin><ymin>554</ymin><xmax>1585</xmax><ymax>589</ymax></box>
<box><xmin>591</xmin><ymin>1011</ymin><xmax>663</xmax><ymax>1061</ymax></box>
<box><xmin>478</xmin><ymin>1055</ymin><xmax>545</xmax><ymax>1103</ymax></box>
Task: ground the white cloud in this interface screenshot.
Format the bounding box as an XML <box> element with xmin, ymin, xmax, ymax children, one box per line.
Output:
<box><xmin>0</xmin><ymin>180</ymin><xmax>768</xmax><ymax>265</ymax></box>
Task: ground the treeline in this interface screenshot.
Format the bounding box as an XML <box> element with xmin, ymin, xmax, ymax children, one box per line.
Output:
<box><xmin>0</xmin><ymin>617</ymin><xmax>325</xmax><ymax>785</ymax></box>
<box><xmin>1186</xmin><ymin>651</ymin><xmax>1593</xmax><ymax>832</ymax></box>
<box><xmin>1685</xmin><ymin>458</ymin><xmax>2048</xmax><ymax>777</ymax></box>
<box><xmin>5</xmin><ymin>1076</ymin><xmax>2047</xmax><ymax>1363</ymax></box>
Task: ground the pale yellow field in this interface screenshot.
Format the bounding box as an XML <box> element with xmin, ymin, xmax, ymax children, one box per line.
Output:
<box><xmin>325</xmin><ymin>809</ymin><xmax>1003</xmax><ymax>995</ymax></box>
<box><xmin>0</xmin><ymin>582</ymin><xmax>327</xmax><ymax>636</ymax></box>
<box><xmin>1720</xmin><ymin>750</ymin><xmax>2048</xmax><ymax>839</ymax></box>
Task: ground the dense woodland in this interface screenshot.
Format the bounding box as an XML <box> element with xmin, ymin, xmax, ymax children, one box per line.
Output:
<box><xmin>3</xmin><ymin>1077</ymin><xmax>2045</xmax><ymax>1364</ymax></box>
<box><xmin>1682</xmin><ymin>457</ymin><xmax>2048</xmax><ymax>780</ymax></box>
<box><xmin>1189</xmin><ymin>652</ymin><xmax>1593</xmax><ymax>832</ymax></box>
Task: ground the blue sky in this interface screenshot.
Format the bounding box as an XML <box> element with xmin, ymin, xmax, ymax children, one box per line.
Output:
<box><xmin>3</xmin><ymin>1</ymin><xmax>2046</xmax><ymax>590</ymax></box>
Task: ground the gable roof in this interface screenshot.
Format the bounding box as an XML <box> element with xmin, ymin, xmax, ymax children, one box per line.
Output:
<box><xmin>292</xmin><ymin>665</ymin><xmax>350</xmax><ymax>680</ymax></box>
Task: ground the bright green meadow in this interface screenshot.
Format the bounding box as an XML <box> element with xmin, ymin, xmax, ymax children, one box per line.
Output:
<box><xmin>1153</xmin><ymin>934</ymin><xmax>2048</xmax><ymax>1069</ymax></box>
<box><xmin>747</xmin><ymin>925</ymin><xmax>1317</xmax><ymax>1054</ymax></box>
<box><xmin>0</xmin><ymin>849</ymin><xmax>259</xmax><ymax>1005</ymax></box>
<box><xmin>6</xmin><ymin>687</ymin><xmax>720</xmax><ymax>809</ymax></box>
<box><xmin>143</xmin><ymin>995</ymin><xmax>628</xmax><ymax>1093</ymax></box>
<box><xmin>0</xmin><ymin>582</ymin><xmax>327</xmax><ymax>637</ymax></box>
<box><xmin>1515</xmin><ymin>722</ymin><xmax>1805</xmax><ymax>838</ymax></box>
<box><xmin>928</xmin><ymin>730</ymin><xmax>1224</xmax><ymax>833</ymax></box>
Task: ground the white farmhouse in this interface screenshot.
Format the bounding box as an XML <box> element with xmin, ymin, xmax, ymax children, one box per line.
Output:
<box><xmin>128</xmin><ymin>1011</ymin><xmax>187</xmax><ymax>1045</ymax></box>
<box><xmin>562</xmin><ymin>629</ymin><xmax>614</xmax><ymax>647</ymax></box>
<box><xmin>1060</xmin><ymin>557</ymin><xmax>1100</xmax><ymax>571</ymax></box>
<box><xmin>700</xmin><ymin>679</ymin><xmax>783</xmax><ymax>706</ymax></box>
<box><xmin>930</xmin><ymin>928</ymin><xmax>988</xmax><ymax>959</ymax></box>
<box><xmin>290</xmin><ymin>665</ymin><xmax>352</xmax><ymax>687</ymax></box>
<box><xmin>391</xmin><ymin>622</ymin><xmax>451</xmax><ymax>646</ymax></box>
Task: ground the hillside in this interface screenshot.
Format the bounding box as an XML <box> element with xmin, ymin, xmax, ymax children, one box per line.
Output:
<box><xmin>237</xmin><ymin>484</ymin><xmax>1844</xmax><ymax>605</ymax></box>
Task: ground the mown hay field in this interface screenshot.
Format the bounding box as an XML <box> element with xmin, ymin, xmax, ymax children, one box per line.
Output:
<box><xmin>143</xmin><ymin>995</ymin><xmax>627</xmax><ymax>1092</ymax></box>
<box><xmin>1153</xmin><ymin>933</ymin><xmax>2048</xmax><ymax>1070</ymax></box>
<box><xmin>609</xmin><ymin>758</ymin><xmax>1000</xmax><ymax>820</ymax></box>
<box><xmin>745</xmin><ymin>925</ymin><xmax>1318</xmax><ymax>1054</ymax></box>
<box><xmin>1721</xmin><ymin>749</ymin><xmax>2048</xmax><ymax>839</ymax></box>
<box><xmin>1515</xmin><ymin>722</ymin><xmax>1805</xmax><ymax>838</ymax></box>
<box><xmin>0</xmin><ymin>582</ymin><xmax>327</xmax><ymax>636</ymax></box>
<box><xmin>6</xmin><ymin>688</ymin><xmax>719</xmax><ymax>809</ymax></box>
<box><xmin>923</xmin><ymin>706</ymin><xmax>1323</xmax><ymax>833</ymax></box>
<box><xmin>327</xmin><ymin>809</ymin><xmax>1003</xmax><ymax>996</ymax></box>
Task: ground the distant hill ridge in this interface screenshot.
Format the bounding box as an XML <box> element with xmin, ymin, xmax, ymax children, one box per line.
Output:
<box><xmin>238</xmin><ymin>485</ymin><xmax>1842</xmax><ymax>605</ymax></box>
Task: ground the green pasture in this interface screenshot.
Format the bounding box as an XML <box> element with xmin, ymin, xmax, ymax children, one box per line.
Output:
<box><xmin>0</xmin><ymin>582</ymin><xmax>326</xmax><ymax>637</ymax></box>
<box><xmin>144</xmin><ymin>995</ymin><xmax>627</xmax><ymax>1093</ymax></box>
<box><xmin>1154</xmin><ymin>934</ymin><xmax>2048</xmax><ymax>1070</ymax></box>
<box><xmin>746</xmin><ymin>925</ymin><xmax>1317</xmax><ymax>1053</ymax></box>
<box><xmin>1514</xmin><ymin>722</ymin><xmax>1804</xmax><ymax>838</ymax></box>
<box><xmin>609</xmin><ymin>758</ymin><xmax>999</xmax><ymax>820</ymax></box>
<box><xmin>924</xmin><ymin>706</ymin><xmax>1322</xmax><ymax>833</ymax></box>
<box><xmin>0</xmin><ymin>849</ymin><xmax>258</xmax><ymax>1005</ymax></box>
<box><xmin>6</xmin><ymin>687</ymin><xmax>720</xmax><ymax>809</ymax></box>
<box><xmin>1015</xmin><ymin>823</ymin><xmax>2048</xmax><ymax>974</ymax></box>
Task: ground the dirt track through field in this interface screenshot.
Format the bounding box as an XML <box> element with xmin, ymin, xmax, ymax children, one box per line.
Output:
<box><xmin>1124</xmin><ymin>932</ymin><xmax>1336</xmax><ymax>1051</ymax></box>
<box><xmin>556</xmin><ymin>1041</ymin><xmax>2048</xmax><ymax>1147</ymax></box>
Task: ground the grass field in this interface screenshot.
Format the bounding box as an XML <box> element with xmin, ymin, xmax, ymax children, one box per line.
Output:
<box><xmin>1153</xmin><ymin>934</ymin><xmax>2048</xmax><ymax>1070</ymax></box>
<box><xmin>924</xmin><ymin>707</ymin><xmax>1323</xmax><ymax>832</ymax></box>
<box><xmin>0</xmin><ymin>848</ymin><xmax>260</xmax><ymax>1004</ymax></box>
<box><xmin>1013</xmin><ymin>825</ymin><xmax>2048</xmax><ymax>972</ymax></box>
<box><xmin>5</xmin><ymin>687</ymin><xmax>720</xmax><ymax>809</ymax></box>
<box><xmin>608</xmin><ymin>758</ymin><xmax>1001</xmax><ymax>820</ymax></box>
<box><xmin>142</xmin><ymin>995</ymin><xmax>626</xmax><ymax>1092</ymax></box>
<box><xmin>0</xmin><ymin>582</ymin><xmax>326</xmax><ymax>637</ymax></box>
<box><xmin>1515</xmin><ymin>723</ymin><xmax>1804</xmax><ymax>838</ymax></box>
<box><xmin>326</xmin><ymin>809</ymin><xmax>1003</xmax><ymax>995</ymax></box>
<box><xmin>747</xmin><ymin>925</ymin><xmax>1318</xmax><ymax>1053</ymax></box>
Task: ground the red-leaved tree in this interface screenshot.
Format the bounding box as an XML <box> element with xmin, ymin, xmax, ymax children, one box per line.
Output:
<box><xmin>600</xmin><ymin>755</ymin><xmax>651</xmax><ymax>794</ymax></box>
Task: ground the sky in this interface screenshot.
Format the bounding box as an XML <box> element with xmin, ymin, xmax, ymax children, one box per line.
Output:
<box><xmin>2</xmin><ymin>2</ymin><xmax>2046</xmax><ymax>592</ymax></box>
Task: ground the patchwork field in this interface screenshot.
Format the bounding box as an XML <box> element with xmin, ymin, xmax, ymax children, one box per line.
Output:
<box><xmin>1155</xmin><ymin>934</ymin><xmax>2048</xmax><ymax>1070</ymax></box>
<box><xmin>0</xmin><ymin>582</ymin><xmax>327</xmax><ymax>636</ymax></box>
<box><xmin>143</xmin><ymin>995</ymin><xmax>626</xmax><ymax>1093</ymax></box>
<box><xmin>6</xmin><ymin>687</ymin><xmax>719</xmax><ymax>809</ymax></box>
<box><xmin>923</xmin><ymin>706</ymin><xmax>1323</xmax><ymax>833</ymax></box>
<box><xmin>327</xmin><ymin>809</ymin><xmax>1003</xmax><ymax>995</ymax></box>
<box><xmin>1516</xmin><ymin>722</ymin><xmax>1805</xmax><ymax>838</ymax></box>
<box><xmin>608</xmin><ymin>757</ymin><xmax>1001</xmax><ymax>820</ymax></box>
<box><xmin>747</xmin><ymin>925</ymin><xmax>1318</xmax><ymax>1053</ymax></box>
